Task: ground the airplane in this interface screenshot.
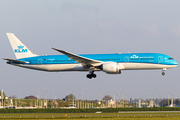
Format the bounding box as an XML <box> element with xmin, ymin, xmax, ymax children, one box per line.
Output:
<box><xmin>3</xmin><ymin>33</ymin><xmax>178</xmax><ymax>79</ymax></box>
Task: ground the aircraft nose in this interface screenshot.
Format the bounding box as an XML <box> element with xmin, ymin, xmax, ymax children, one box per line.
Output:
<box><xmin>174</xmin><ymin>60</ymin><xmax>178</xmax><ymax>65</ymax></box>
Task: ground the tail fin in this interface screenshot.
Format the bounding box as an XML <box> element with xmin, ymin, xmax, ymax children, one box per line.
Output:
<box><xmin>6</xmin><ymin>33</ymin><xmax>37</xmax><ymax>59</ymax></box>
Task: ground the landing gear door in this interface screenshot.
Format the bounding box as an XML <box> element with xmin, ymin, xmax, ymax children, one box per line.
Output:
<box><xmin>158</xmin><ymin>56</ymin><xmax>163</xmax><ymax>63</ymax></box>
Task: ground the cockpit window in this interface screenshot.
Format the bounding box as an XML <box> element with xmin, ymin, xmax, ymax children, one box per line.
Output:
<box><xmin>169</xmin><ymin>58</ymin><xmax>174</xmax><ymax>60</ymax></box>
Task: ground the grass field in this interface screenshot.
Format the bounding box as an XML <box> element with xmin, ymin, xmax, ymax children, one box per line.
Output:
<box><xmin>0</xmin><ymin>112</ymin><xmax>180</xmax><ymax>119</ymax></box>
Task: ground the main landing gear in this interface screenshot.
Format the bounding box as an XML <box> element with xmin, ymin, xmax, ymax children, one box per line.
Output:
<box><xmin>86</xmin><ymin>71</ymin><xmax>96</xmax><ymax>79</ymax></box>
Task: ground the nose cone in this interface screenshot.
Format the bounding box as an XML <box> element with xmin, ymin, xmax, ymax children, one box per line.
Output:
<box><xmin>172</xmin><ymin>60</ymin><xmax>178</xmax><ymax>67</ymax></box>
<box><xmin>174</xmin><ymin>60</ymin><xmax>178</xmax><ymax>65</ymax></box>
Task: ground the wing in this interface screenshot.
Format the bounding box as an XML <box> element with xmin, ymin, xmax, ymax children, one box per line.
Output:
<box><xmin>3</xmin><ymin>58</ymin><xmax>29</xmax><ymax>64</ymax></box>
<box><xmin>51</xmin><ymin>48</ymin><xmax>102</xmax><ymax>66</ymax></box>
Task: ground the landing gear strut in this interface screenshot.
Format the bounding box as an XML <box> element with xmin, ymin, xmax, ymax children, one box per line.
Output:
<box><xmin>86</xmin><ymin>71</ymin><xmax>97</xmax><ymax>79</ymax></box>
<box><xmin>162</xmin><ymin>68</ymin><xmax>166</xmax><ymax>76</ymax></box>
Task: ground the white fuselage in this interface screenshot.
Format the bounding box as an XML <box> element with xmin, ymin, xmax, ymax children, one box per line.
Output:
<box><xmin>12</xmin><ymin>63</ymin><xmax>177</xmax><ymax>72</ymax></box>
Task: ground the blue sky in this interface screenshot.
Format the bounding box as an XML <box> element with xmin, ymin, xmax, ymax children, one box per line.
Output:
<box><xmin>0</xmin><ymin>0</ymin><xmax>180</xmax><ymax>100</ymax></box>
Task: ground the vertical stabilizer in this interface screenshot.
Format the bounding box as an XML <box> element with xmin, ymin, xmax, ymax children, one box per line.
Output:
<box><xmin>6</xmin><ymin>33</ymin><xmax>37</xmax><ymax>59</ymax></box>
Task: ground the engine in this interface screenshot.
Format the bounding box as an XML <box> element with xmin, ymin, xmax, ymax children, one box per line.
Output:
<box><xmin>101</xmin><ymin>62</ymin><xmax>122</xmax><ymax>74</ymax></box>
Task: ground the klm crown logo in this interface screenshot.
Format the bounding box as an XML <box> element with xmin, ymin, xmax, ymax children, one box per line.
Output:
<box><xmin>14</xmin><ymin>45</ymin><xmax>28</xmax><ymax>53</ymax></box>
<box><xmin>130</xmin><ymin>55</ymin><xmax>139</xmax><ymax>58</ymax></box>
<box><xmin>18</xmin><ymin>45</ymin><xmax>24</xmax><ymax>49</ymax></box>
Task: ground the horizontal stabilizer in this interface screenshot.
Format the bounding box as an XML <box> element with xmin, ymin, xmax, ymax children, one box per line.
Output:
<box><xmin>3</xmin><ymin>58</ymin><xmax>29</xmax><ymax>64</ymax></box>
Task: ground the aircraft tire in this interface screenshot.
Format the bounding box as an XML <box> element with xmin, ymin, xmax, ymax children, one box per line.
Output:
<box><xmin>87</xmin><ymin>74</ymin><xmax>92</xmax><ymax>79</ymax></box>
<box><xmin>92</xmin><ymin>74</ymin><xmax>96</xmax><ymax>78</ymax></box>
<box><xmin>162</xmin><ymin>72</ymin><xmax>165</xmax><ymax>76</ymax></box>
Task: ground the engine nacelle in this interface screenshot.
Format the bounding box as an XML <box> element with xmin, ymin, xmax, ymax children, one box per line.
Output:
<box><xmin>102</xmin><ymin>62</ymin><xmax>121</xmax><ymax>74</ymax></box>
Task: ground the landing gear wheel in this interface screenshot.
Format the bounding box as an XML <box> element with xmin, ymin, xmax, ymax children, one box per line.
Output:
<box><xmin>86</xmin><ymin>73</ymin><xmax>97</xmax><ymax>79</ymax></box>
<box><xmin>162</xmin><ymin>72</ymin><xmax>165</xmax><ymax>76</ymax></box>
<box><xmin>92</xmin><ymin>74</ymin><xmax>96</xmax><ymax>78</ymax></box>
<box><xmin>86</xmin><ymin>74</ymin><xmax>92</xmax><ymax>79</ymax></box>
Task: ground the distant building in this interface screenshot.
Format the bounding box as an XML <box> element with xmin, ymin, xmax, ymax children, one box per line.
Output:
<box><xmin>148</xmin><ymin>99</ymin><xmax>155</xmax><ymax>107</ymax></box>
<box><xmin>108</xmin><ymin>99</ymin><xmax>116</xmax><ymax>106</ymax></box>
<box><xmin>130</xmin><ymin>97</ymin><xmax>132</xmax><ymax>104</ymax></box>
<box><xmin>138</xmin><ymin>99</ymin><xmax>142</xmax><ymax>108</ymax></box>
<box><xmin>24</xmin><ymin>95</ymin><xmax>37</xmax><ymax>99</ymax></box>
<box><xmin>169</xmin><ymin>99</ymin><xmax>175</xmax><ymax>107</ymax></box>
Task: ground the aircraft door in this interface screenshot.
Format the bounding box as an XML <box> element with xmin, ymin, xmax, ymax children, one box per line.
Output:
<box><xmin>38</xmin><ymin>59</ymin><xmax>42</xmax><ymax>64</ymax></box>
<box><xmin>158</xmin><ymin>56</ymin><xmax>163</xmax><ymax>63</ymax></box>
<box><xmin>125</xmin><ymin>56</ymin><xmax>129</xmax><ymax>62</ymax></box>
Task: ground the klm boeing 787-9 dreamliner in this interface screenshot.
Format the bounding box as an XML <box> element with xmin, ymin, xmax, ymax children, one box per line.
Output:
<box><xmin>3</xmin><ymin>33</ymin><xmax>178</xmax><ymax>79</ymax></box>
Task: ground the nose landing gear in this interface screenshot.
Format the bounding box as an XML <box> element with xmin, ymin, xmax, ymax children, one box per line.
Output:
<box><xmin>86</xmin><ymin>71</ymin><xmax>96</xmax><ymax>79</ymax></box>
<box><xmin>162</xmin><ymin>72</ymin><xmax>165</xmax><ymax>76</ymax></box>
<box><xmin>162</xmin><ymin>68</ymin><xmax>166</xmax><ymax>76</ymax></box>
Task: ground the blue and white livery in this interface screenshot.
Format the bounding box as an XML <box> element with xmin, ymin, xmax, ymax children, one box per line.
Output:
<box><xmin>3</xmin><ymin>33</ymin><xmax>178</xmax><ymax>79</ymax></box>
